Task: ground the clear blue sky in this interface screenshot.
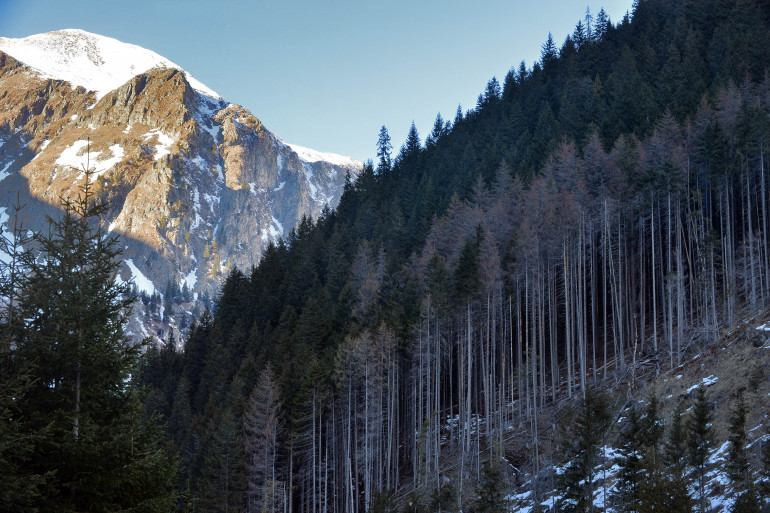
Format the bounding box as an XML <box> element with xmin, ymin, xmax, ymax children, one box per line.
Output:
<box><xmin>0</xmin><ymin>0</ymin><xmax>634</xmax><ymax>162</ymax></box>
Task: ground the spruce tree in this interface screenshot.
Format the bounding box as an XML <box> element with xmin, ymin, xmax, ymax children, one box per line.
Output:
<box><xmin>426</xmin><ymin>113</ymin><xmax>446</xmax><ymax>147</ymax></box>
<box><xmin>198</xmin><ymin>408</ymin><xmax>244</xmax><ymax>512</ymax></box>
<box><xmin>0</xmin><ymin>201</ymin><xmax>48</xmax><ymax>512</ymax></box>
<box><xmin>473</xmin><ymin>459</ymin><xmax>509</xmax><ymax>513</ymax></box>
<box><xmin>728</xmin><ymin>395</ymin><xmax>749</xmax><ymax>486</ymax></box>
<box><xmin>615</xmin><ymin>405</ymin><xmax>646</xmax><ymax>512</ymax></box>
<box><xmin>728</xmin><ymin>395</ymin><xmax>761</xmax><ymax>513</ymax></box>
<box><xmin>244</xmin><ymin>364</ymin><xmax>283</xmax><ymax>513</ymax></box>
<box><xmin>688</xmin><ymin>388</ymin><xmax>713</xmax><ymax>513</ymax></box>
<box><xmin>13</xmin><ymin>170</ymin><xmax>178</xmax><ymax>511</ymax></box>
<box><xmin>396</xmin><ymin>122</ymin><xmax>421</xmax><ymax>166</ymax></box>
<box><xmin>665</xmin><ymin>403</ymin><xmax>693</xmax><ymax>513</ymax></box>
<box><xmin>637</xmin><ymin>394</ymin><xmax>667</xmax><ymax>513</ymax></box>
<box><xmin>377</xmin><ymin>125</ymin><xmax>393</xmax><ymax>173</ymax></box>
<box><xmin>557</xmin><ymin>387</ymin><xmax>611</xmax><ymax>513</ymax></box>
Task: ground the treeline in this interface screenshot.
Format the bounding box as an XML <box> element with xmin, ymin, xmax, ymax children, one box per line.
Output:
<box><xmin>139</xmin><ymin>1</ymin><xmax>770</xmax><ymax>512</ymax></box>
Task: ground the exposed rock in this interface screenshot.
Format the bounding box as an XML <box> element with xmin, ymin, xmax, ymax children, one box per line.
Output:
<box><xmin>0</xmin><ymin>32</ymin><xmax>362</xmax><ymax>343</ymax></box>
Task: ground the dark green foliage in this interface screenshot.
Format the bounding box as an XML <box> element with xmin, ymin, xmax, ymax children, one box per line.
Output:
<box><xmin>732</xmin><ymin>489</ymin><xmax>761</xmax><ymax>513</ymax></box>
<box><xmin>472</xmin><ymin>459</ymin><xmax>509</xmax><ymax>513</ymax></box>
<box><xmin>3</xmin><ymin>173</ymin><xmax>178</xmax><ymax>512</ymax></box>
<box><xmin>377</xmin><ymin>125</ymin><xmax>393</xmax><ymax>174</ymax></box>
<box><xmin>453</xmin><ymin>225</ymin><xmax>483</xmax><ymax>303</ymax></box>
<box><xmin>197</xmin><ymin>408</ymin><xmax>244</xmax><ymax>512</ymax></box>
<box><xmin>761</xmin><ymin>424</ymin><xmax>770</xmax><ymax>502</ymax></box>
<box><xmin>665</xmin><ymin>403</ymin><xmax>693</xmax><ymax>513</ymax></box>
<box><xmin>688</xmin><ymin>387</ymin><xmax>713</xmax><ymax>513</ymax></box>
<box><xmin>557</xmin><ymin>388</ymin><xmax>611</xmax><ymax>513</ymax></box>
<box><xmin>615</xmin><ymin>394</ymin><xmax>669</xmax><ymax>513</ymax></box>
<box><xmin>428</xmin><ymin>482</ymin><xmax>458</xmax><ymax>513</ymax></box>
<box><xmin>0</xmin><ymin>202</ymin><xmax>48</xmax><ymax>512</ymax></box>
<box><xmin>396</xmin><ymin>121</ymin><xmax>422</xmax><ymax>167</ymax></box>
<box><xmin>369</xmin><ymin>490</ymin><xmax>398</xmax><ymax>513</ymax></box>
<box><xmin>615</xmin><ymin>405</ymin><xmax>647</xmax><ymax>512</ymax></box>
<box><xmin>728</xmin><ymin>395</ymin><xmax>750</xmax><ymax>486</ymax></box>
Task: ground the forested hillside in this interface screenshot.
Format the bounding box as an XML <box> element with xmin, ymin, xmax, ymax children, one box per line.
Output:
<box><xmin>139</xmin><ymin>1</ymin><xmax>770</xmax><ymax>511</ymax></box>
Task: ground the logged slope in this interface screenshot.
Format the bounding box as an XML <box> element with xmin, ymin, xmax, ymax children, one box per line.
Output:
<box><xmin>0</xmin><ymin>30</ymin><xmax>362</xmax><ymax>341</ymax></box>
<box><xmin>138</xmin><ymin>1</ymin><xmax>770</xmax><ymax>511</ymax></box>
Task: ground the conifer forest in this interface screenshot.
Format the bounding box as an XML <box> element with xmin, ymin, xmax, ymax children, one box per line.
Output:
<box><xmin>5</xmin><ymin>0</ymin><xmax>770</xmax><ymax>512</ymax></box>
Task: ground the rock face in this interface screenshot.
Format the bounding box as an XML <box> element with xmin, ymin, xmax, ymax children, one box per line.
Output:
<box><xmin>0</xmin><ymin>30</ymin><xmax>362</xmax><ymax>342</ymax></box>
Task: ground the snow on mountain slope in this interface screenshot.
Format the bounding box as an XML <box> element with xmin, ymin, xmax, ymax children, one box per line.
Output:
<box><xmin>0</xmin><ymin>28</ymin><xmax>362</xmax><ymax>345</ymax></box>
<box><xmin>284</xmin><ymin>140</ymin><xmax>362</xmax><ymax>168</ymax></box>
<box><xmin>0</xmin><ymin>29</ymin><xmax>221</xmax><ymax>100</ymax></box>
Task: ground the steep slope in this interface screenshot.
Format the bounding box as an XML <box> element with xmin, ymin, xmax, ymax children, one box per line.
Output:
<box><xmin>135</xmin><ymin>1</ymin><xmax>770</xmax><ymax>511</ymax></box>
<box><xmin>0</xmin><ymin>30</ymin><xmax>362</xmax><ymax>341</ymax></box>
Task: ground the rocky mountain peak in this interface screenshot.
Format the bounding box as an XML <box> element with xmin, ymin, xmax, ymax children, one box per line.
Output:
<box><xmin>0</xmin><ymin>29</ymin><xmax>221</xmax><ymax>100</ymax></box>
<box><xmin>0</xmin><ymin>30</ymin><xmax>362</xmax><ymax>343</ymax></box>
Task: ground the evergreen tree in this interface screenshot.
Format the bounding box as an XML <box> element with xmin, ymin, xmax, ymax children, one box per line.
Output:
<box><xmin>377</xmin><ymin>125</ymin><xmax>393</xmax><ymax>173</ymax></box>
<box><xmin>452</xmin><ymin>225</ymin><xmax>483</xmax><ymax>304</ymax></box>
<box><xmin>759</xmin><ymin>424</ymin><xmax>770</xmax><ymax>504</ymax></box>
<box><xmin>688</xmin><ymin>388</ymin><xmax>713</xmax><ymax>513</ymax></box>
<box><xmin>396</xmin><ymin>122</ymin><xmax>422</xmax><ymax>166</ymax></box>
<box><xmin>198</xmin><ymin>408</ymin><xmax>243</xmax><ymax>512</ymax></box>
<box><xmin>472</xmin><ymin>459</ymin><xmax>509</xmax><ymax>513</ymax></box>
<box><xmin>594</xmin><ymin>8</ymin><xmax>609</xmax><ymax>41</ymax></box>
<box><xmin>665</xmin><ymin>403</ymin><xmax>693</xmax><ymax>513</ymax></box>
<box><xmin>728</xmin><ymin>395</ymin><xmax>750</xmax><ymax>486</ymax></box>
<box><xmin>454</xmin><ymin>104</ymin><xmax>463</xmax><ymax>126</ymax></box>
<box><xmin>426</xmin><ymin>113</ymin><xmax>446</xmax><ymax>147</ymax></box>
<box><xmin>244</xmin><ymin>364</ymin><xmax>283</xmax><ymax>513</ymax></box>
<box><xmin>0</xmin><ymin>202</ymin><xmax>47</xmax><ymax>512</ymax></box>
<box><xmin>616</xmin><ymin>395</ymin><xmax>666</xmax><ymax>513</ymax></box>
<box><xmin>615</xmin><ymin>405</ymin><xmax>647</xmax><ymax>512</ymax></box>
<box><xmin>13</xmin><ymin>170</ymin><xmax>178</xmax><ymax>512</ymax></box>
<box><xmin>728</xmin><ymin>395</ymin><xmax>761</xmax><ymax>513</ymax></box>
<box><xmin>557</xmin><ymin>387</ymin><xmax>611</xmax><ymax>513</ymax></box>
<box><xmin>541</xmin><ymin>33</ymin><xmax>558</xmax><ymax>69</ymax></box>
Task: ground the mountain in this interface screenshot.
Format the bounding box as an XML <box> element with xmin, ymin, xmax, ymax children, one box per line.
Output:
<box><xmin>0</xmin><ymin>29</ymin><xmax>362</xmax><ymax>341</ymax></box>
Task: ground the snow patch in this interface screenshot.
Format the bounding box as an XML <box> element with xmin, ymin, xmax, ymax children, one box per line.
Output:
<box><xmin>143</xmin><ymin>129</ymin><xmax>174</xmax><ymax>160</ymax></box>
<box><xmin>0</xmin><ymin>208</ymin><xmax>12</xmax><ymax>265</ymax></box>
<box><xmin>190</xmin><ymin>187</ymin><xmax>202</xmax><ymax>230</ymax></box>
<box><xmin>63</xmin><ymin>142</ymin><xmax>124</xmax><ymax>182</ymax></box>
<box><xmin>271</xmin><ymin>216</ymin><xmax>283</xmax><ymax>238</ymax></box>
<box><xmin>0</xmin><ymin>160</ymin><xmax>14</xmax><ymax>181</ymax></box>
<box><xmin>180</xmin><ymin>268</ymin><xmax>198</xmax><ymax>290</ymax></box>
<box><xmin>194</xmin><ymin>93</ymin><xmax>224</xmax><ymax>141</ymax></box>
<box><xmin>303</xmin><ymin>163</ymin><xmax>318</xmax><ymax>200</ymax></box>
<box><xmin>192</xmin><ymin>155</ymin><xmax>208</xmax><ymax>171</ymax></box>
<box><xmin>260</xmin><ymin>217</ymin><xmax>284</xmax><ymax>243</ymax></box>
<box><xmin>686</xmin><ymin>375</ymin><xmax>718</xmax><ymax>394</ymax></box>
<box><xmin>55</xmin><ymin>139</ymin><xmax>90</xmax><ymax>170</ymax></box>
<box><xmin>90</xmin><ymin>144</ymin><xmax>124</xmax><ymax>179</ymax></box>
<box><xmin>0</xmin><ymin>29</ymin><xmax>221</xmax><ymax>100</ymax></box>
<box><xmin>285</xmin><ymin>141</ymin><xmax>361</xmax><ymax>169</ymax></box>
<box><xmin>708</xmin><ymin>440</ymin><xmax>730</xmax><ymax>465</ymax></box>
<box><xmin>125</xmin><ymin>259</ymin><xmax>156</xmax><ymax>295</ymax></box>
<box><xmin>31</xmin><ymin>139</ymin><xmax>50</xmax><ymax>160</ymax></box>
